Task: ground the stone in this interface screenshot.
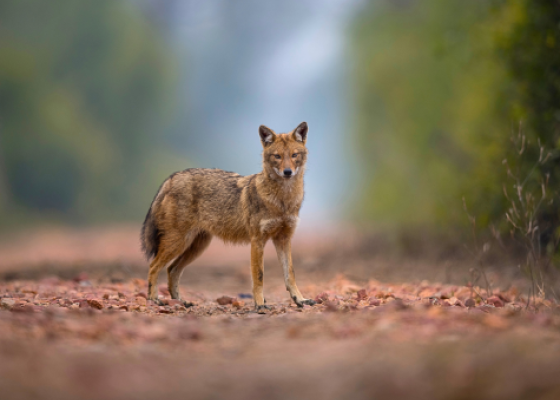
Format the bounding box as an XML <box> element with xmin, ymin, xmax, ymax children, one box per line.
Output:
<box><xmin>0</xmin><ymin>298</ymin><xmax>16</xmax><ymax>310</ymax></box>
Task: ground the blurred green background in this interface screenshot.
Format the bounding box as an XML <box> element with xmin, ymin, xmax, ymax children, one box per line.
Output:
<box><xmin>1</xmin><ymin>0</ymin><xmax>559</xmax><ymax>247</ymax></box>
<box><xmin>352</xmin><ymin>0</ymin><xmax>560</xmax><ymax>239</ymax></box>
<box><xmin>0</xmin><ymin>0</ymin><xmax>180</xmax><ymax>225</ymax></box>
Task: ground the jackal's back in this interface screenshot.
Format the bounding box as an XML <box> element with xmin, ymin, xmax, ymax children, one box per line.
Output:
<box><xmin>140</xmin><ymin>168</ymin><xmax>257</xmax><ymax>259</ymax></box>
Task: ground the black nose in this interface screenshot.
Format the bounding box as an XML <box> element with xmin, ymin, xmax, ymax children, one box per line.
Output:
<box><xmin>283</xmin><ymin>169</ymin><xmax>292</xmax><ymax>176</ymax></box>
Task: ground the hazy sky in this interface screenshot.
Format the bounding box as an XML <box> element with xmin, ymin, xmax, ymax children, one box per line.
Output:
<box><xmin>149</xmin><ymin>0</ymin><xmax>363</xmax><ymax>225</ymax></box>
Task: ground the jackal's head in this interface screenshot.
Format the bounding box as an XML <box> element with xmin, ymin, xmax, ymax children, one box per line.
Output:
<box><xmin>259</xmin><ymin>122</ymin><xmax>308</xmax><ymax>181</ymax></box>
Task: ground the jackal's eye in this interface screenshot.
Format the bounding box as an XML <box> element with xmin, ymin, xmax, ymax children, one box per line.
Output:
<box><xmin>292</xmin><ymin>153</ymin><xmax>298</xmax><ymax>158</ymax></box>
<box><xmin>274</xmin><ymin>154</ymin><xmax>281</xmax><ymax>160</ymax></box>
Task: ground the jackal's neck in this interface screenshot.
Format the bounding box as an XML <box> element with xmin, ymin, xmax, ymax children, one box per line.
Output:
<box><xmin>256</xmin><ymin>168</ymin><xmax>304</xmax><ymax>212</ymax></box>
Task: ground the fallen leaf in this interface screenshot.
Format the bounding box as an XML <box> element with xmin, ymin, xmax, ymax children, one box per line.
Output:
<box><xmin>87</xmin><ymin>299</ymin><xmax>104</xmax><ymax>310</ymax></box>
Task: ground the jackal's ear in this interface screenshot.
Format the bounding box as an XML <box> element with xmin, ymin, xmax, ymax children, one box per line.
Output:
<box><xmin>259</xmin><ymin>125</ymin><xmax>276</xmax><ymax>147</ymax></box>
<box><xmin>293</xmin><ymin>122</ymin><xmax>308</xmax><ymax>143</ymax></box>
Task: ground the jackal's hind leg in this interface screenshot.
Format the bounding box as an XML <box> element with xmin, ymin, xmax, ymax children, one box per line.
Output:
<box><xmin>147</xmin><ymin>238</ymin><xmax>186</xmax><ymax>306</ymax></box>
<box><xmin>147</xmin><ymin>255</ymin><xmax>172</xmax><ymax>306</ymax></box>
<box><xmin>167</xmin><ymin>231</ymin><xmax>212</xmax><ymax>307</ymax></box>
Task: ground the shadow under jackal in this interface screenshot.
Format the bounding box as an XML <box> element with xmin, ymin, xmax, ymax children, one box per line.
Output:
<box><xmin>140</xmin><ymin>122</ymin><xmax>315</xmax><ymax>312</ymax></box>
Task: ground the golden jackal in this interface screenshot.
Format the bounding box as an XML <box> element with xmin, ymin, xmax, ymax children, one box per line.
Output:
<box><xmin>141</xmin><ymin>122</ymin><xmax>315</xmax><ymax>313</ymax></box>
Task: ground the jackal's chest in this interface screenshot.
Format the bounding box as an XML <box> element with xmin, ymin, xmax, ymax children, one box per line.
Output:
<box><xmin>258</xmin><ymin>215</ymin><xmax>299</xmax><ymax>236</ymax></box>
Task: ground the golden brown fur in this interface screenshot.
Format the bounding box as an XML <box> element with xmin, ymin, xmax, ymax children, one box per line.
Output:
<box><xmin>140</xmin><ymin>122</ymin><xmax>315</xmax><ymax>312</ymax></box>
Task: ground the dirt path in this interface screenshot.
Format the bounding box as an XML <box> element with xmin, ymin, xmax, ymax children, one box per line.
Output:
<box><xmin>1</xmin><ymin>274</ymin><xmax>560</xmax><ymax>400</ymax></box>
<box><xmin>1</xmin><ymin>226</ymin><xmax>560</xmax><ymax>399</ymax></box>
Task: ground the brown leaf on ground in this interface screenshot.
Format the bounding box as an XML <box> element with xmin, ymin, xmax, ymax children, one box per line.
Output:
<box><xmin>87</xmin><ymin>299</ymin><xmax>104</xmax><ymax>310</ymax></box>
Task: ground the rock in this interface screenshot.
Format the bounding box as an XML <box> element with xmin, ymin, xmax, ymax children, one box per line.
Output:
<box><xmin>87</xmin><ymin>299</ymin><xmax>104</xmax><ymax>310</ymax></box>
<box><xmin>58</xmin><ymin>299</ymin><xmax>73</xmax><ymax>307</ymax></box>
<box><xmin>0</xmin><ymin>298</ymin><xmax>16</xmax><ymax>310</ymax></box>
<box><xmin>232</xmin><ymin>299</ymin><xmax>245</xmax><ymax>309</ymax></box>
<box><xmin>135</xmin><ymin>296</ymin><xmax>147</xmax><ymax>306</ymax></box>
<box><xmin>356</xmin><ymin>289</ymin><xmax>368</xmax><ymax>301</ymax></box>
<box><xmin>158</xmin><ymin>306</ymin><xmax>172</xmax><ymax>314</ymax></box>
<box><xmin>118</xmin><ymin>305</ymin><xmax>129</xmax><ymax>312</ymax></box>
<box><xmin>314</xmin><ymin>292</ymin><xmax>329</xmax><ymax>304</ymax></box>
<box><xmin>369</xmin><ymin>298</ymin><xmax>381</xmax><ymax>306</ymax></box>
<box><xmin>465</xmin><ymin>298</ymin><xmax>476</xmax><ymax>308</ymax></box>
<box><xmin>216</xmin><ymin>296</ymin><xmax>234</xmax><ymax>305</ymax></box>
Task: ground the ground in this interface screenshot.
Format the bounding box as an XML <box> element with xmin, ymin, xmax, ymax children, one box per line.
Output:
<box><xmin>1</xmin><ymin>225</ymin><xmax>560</xmax><ymax>400</ymax></box>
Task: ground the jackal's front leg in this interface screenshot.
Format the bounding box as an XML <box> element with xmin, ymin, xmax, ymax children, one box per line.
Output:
<box><xmin>273</xmin><ymin>237</ymin><xmax>316</xmax><ymax>308</ymax></box>
<box><xmin>250</xmin><ymin>239</ymin><xmax>269</xmax><ymax>313</ymax></box>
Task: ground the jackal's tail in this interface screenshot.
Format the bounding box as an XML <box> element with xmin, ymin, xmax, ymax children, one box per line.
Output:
<box><xmin>140</xmin><ymin>205</ymin><xmax>160</xmax><ymax>260</ymax></box>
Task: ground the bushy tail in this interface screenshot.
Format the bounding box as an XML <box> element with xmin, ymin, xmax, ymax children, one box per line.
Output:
<box><xmin>140</xmin><ymin>206</ymin><xmax>160</xmax><ymax>260</ymax></box>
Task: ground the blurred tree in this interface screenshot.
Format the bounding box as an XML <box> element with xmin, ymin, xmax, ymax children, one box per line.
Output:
<box><xmin>351</xmin><ymin>0</ymin><xmax>560</xmax><ymax>243</ymax></box>
<box><xmin>0</xmin><ymin>0</ymin><xmax>178</xmax><ymax>226</ymax></box>
<box><xmin>498</xmin><ymin>0</ymin><xmax>560</xmax><ymax>246</ymax></box>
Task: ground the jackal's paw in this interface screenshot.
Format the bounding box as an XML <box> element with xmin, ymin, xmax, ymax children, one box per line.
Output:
<box><xmin>256</xmin><ymin>305</ymin><xmax>272</xmax><ymax>314</ymax></box>
<box><xmin>293</xmin><ymin>297</ymin><xmax>316</xmax><ymax>308</ymax></box>
<box><xmin>149</xmin><ymin>298</ymin><xmax>164</xmax><ymax>306</ymax></box>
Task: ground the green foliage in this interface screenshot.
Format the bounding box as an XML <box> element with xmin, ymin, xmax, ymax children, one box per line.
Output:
<box><xmin>497</xmin><ymin>0</ymin><xmax>560</xmax><ymax>244</ymax></box>
<box><xmin>0</xmin><ymin>0</ymin><xmax>179</xmax><ymax>225</ymax></box>
<box><xmin>351</xmin><ymin>0</ymin><xmax>560</xmax><ymax>238</ymax></box>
